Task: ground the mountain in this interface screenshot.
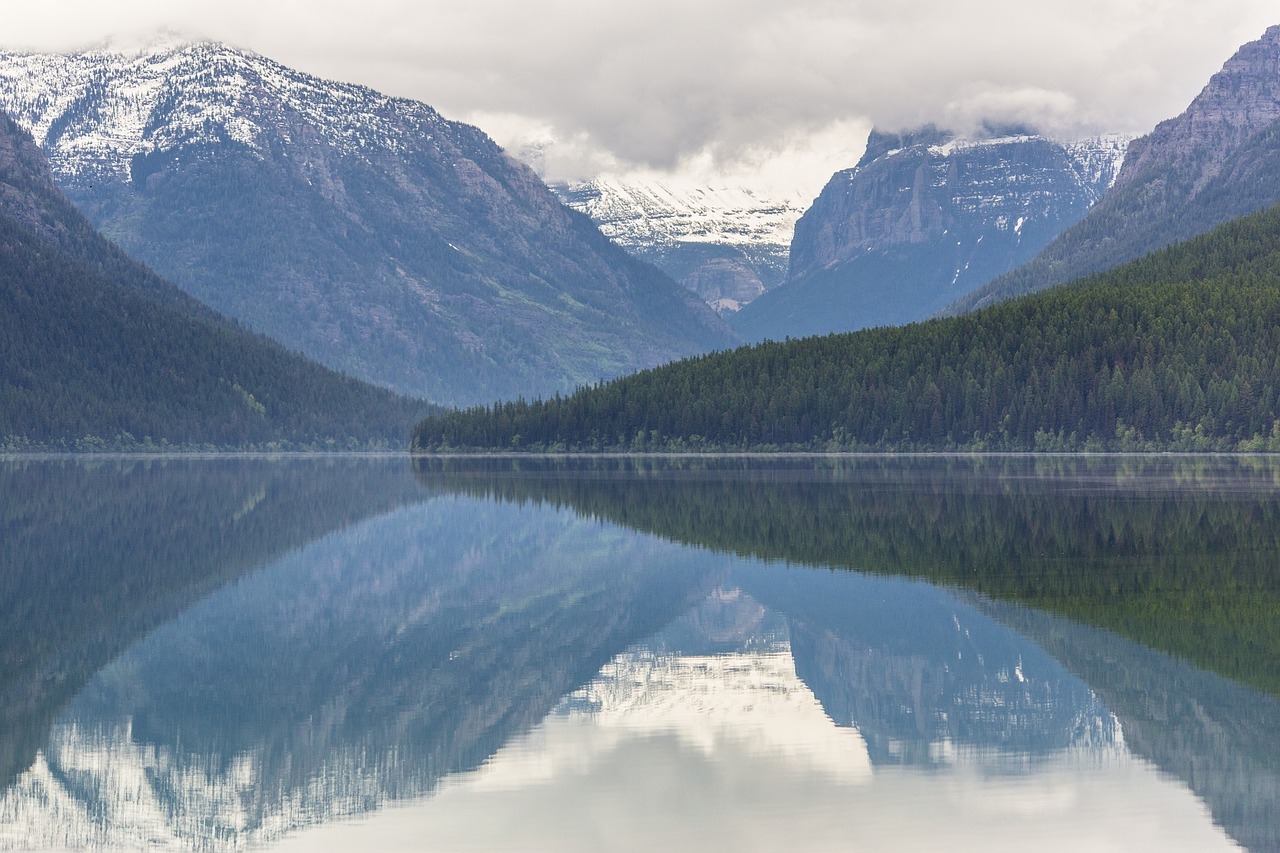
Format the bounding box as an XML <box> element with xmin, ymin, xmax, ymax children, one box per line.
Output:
<box><xmin>413</xmin><ymin>201</ymin><xmax>1280</xmax><ymax>453</ymax></box>
<box><xmin>951</xmin><ymin>24</ymin><xmax>1280</xmax><ymax>313</ymax></box>
<box><xmin>730</xmin><ymin>126</ymin><xmax>1128</xmax><ymax>341</ymax></box>
<box><xmin>0</xmin><ymin>111</ymin><xmax>430</xmax><ymax>448</ymax></box>
<box><xmin>0</xmin><ymin>41</ymin><xmax>734</xmax><ymax>406</ymax></box>
<box><xmin>553</xmin><ymin>176</ymin><xmax>805</xmax><ymax>313</ymax></box>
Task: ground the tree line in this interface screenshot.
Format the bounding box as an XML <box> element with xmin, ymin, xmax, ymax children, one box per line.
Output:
<box><xmin>414</xmin><ymin>203</ymin><xmax>1280</xmax><ymax>453</ymax></box>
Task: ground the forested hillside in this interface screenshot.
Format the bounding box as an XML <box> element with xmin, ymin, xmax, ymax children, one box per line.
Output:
<box><xmin>413</xmin><ymin>203</ymin><xmax>1280</xmax><ymax>453</ymax></box>
<box><xmin>0</xmin><ymin>113</ymin><xmax>432</xmax><ymax>449</ymax></box>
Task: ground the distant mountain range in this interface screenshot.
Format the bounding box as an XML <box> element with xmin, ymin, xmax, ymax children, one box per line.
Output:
<box><xmin>553</xmin><ymin>176</ymin><xmax>805</xmax><ymax>313</ymax></box>
<box><xmin>730</xmin><ymin>127</ymin><xmax>1128</xmax><ymax>341</ymax></box>
<box><xmin>951</xmin><ymin>24</ymin><xmax>1280</xmax><ymax>313</ymax></box>
<box><xmin>0</xmin><ymin>112</ymin><xmax>429</xmax><ymax>448</ymax></box>
<box><xmin>0</xmin><ymin>41</ymin><xmax>734</xmax><ymax>406</ymax></box>
<box><xmin>5</xmin><ymin>24</ymin><xmax>1280</xmax><ymax>427</ymax></box>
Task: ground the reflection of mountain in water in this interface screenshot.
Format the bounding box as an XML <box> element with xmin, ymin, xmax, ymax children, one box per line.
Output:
<box><xmin>570</xmin><ymin>577</ymin><xmax>1118</xmax><ymax>773</ymax></box>
<box><xmin>981</xmin><ymin>597</ymin><xmax>1280</xmax><ymax>853</ymax></box>
<box><xmin>734</xmin><ymin>566</ymin><xmax>1116</xmax><ymax>767</ymax></box>
<box><xmin>0</xmin><ymin>456</ymin><xmax>426</xmax><ymax>794</ymax></box>
<box><xmin>4</xmin><ymin>457</ymin><xmax>1275</xmax><ymax>851</ymax></box>
<box><xmin>0</xmin><ymin>498</ymin><xmax>718</xmax><ymax>850</ymax></box>
<box><xmin>414</xmin><ymin>454</ymin><xmax>1280</xmax><ymax>696</ymax></box>
<box><xmin>415</xmin><ymin>455</ymin><xmax>1280</xmax><ymax>852</ymax></box>
<box><xmin>528</xmin><ymin>588</ymin><xmax>875</xmax><ymax>789</ymax></box>
<box><xmin>1</xmin><ymin>492</ymin><xmax>1127</xmax><ymax>851</ymax></box>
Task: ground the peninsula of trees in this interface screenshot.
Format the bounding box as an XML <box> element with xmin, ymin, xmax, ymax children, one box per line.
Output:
<box><xmin>413</xmin><ymin>203</ymin><xmax>1280</xmax><ymax>453</ymax></box>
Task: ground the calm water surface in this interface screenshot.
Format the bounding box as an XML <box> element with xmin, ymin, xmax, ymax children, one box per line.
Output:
<box><xmin>1</xmin><ymin>454</ymin><xmax>1278</xmax><ymax>851</ymax></box>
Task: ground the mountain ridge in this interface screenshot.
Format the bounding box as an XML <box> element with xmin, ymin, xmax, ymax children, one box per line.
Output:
<box><xmin>413</xmin><ymin>200</ymin><xmax>1280</xmax><ymax>453</ymax></box>
<box><xmin>0</xmin><ymin>41</ymin><xmax>735</xmax><ymax>406</ymax></box>
<box><xmin>0</xmin><ymin>110</ymin><xmax>430</xmax><ymax>448</ymax></box>
<box><xmin>553</xmin><ymin>175</ymin><xmax>805</xmax><ymax>313</ymax></box>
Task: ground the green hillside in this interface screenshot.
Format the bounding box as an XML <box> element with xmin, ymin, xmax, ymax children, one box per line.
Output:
<box><xmin>414</xmin><ymin>203</ymin><xmax>1280</xmax><ymax>452</ymax></box>
<box><xmin>0</xmin><ymin>114</ymin><xmax>433</xmax><ymax>449</ymax></box>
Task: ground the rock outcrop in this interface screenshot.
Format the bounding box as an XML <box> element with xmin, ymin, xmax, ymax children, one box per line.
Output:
<box><xmin>731</xmin><ymin>126</ymin><xmax>1127</xmax><ymax>341</ymax></box>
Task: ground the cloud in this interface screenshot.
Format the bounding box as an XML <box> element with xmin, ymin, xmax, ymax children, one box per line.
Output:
<box><xmin>2</xmin><ymin>0</ymin><xmax>1278</xmax><ymax>185</ymax></box>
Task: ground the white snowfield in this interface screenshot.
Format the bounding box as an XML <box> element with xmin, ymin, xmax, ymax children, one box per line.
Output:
<box><xmin>557</xmin><ymin>174</ymin><xmax>809</xmax><ymax>253</ymax></box>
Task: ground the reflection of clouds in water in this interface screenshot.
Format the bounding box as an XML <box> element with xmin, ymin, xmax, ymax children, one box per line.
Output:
<box><xmin>469</xmin><ymin>649</ymin><xmax>874</xmax><ymax>793</ymax></box>
<box><xmin>274</xmin><ymin>643</ymin><xmax>1237</xmax><ymax>853</ymax></box>
<box><xmin>0</xmin><ymin>720</ymin><xmax>397</xmax><ymax>851</ymax></box>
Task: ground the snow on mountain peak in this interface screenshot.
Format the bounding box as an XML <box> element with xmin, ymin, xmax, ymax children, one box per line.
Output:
<box><xmin>558</xmin><ymin>172</ymin><xmax>808</xmax><ymax>251</ymax></box>
<box><xmin>0</xmin><ymin>41</ymin><xmax>442</xmax><ymax>184</ymax></box>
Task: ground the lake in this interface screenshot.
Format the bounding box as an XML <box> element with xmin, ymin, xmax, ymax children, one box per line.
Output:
<box><xmin>1</xmin><ymin>454</ymin><xmax>1278</xmax><ymax>851</ymax></box>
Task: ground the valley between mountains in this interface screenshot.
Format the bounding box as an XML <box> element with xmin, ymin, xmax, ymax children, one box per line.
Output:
<box><xmin>4</xmin><ymin>26</ymin><xmax>1280</xmax><ymax>450</ymax></box>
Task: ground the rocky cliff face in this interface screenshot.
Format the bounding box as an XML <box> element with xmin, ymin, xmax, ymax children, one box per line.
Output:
<box><xmin>0</xmin><ymin>42</ymin><xmax>734</xmax><ymax>406</ymax></box>
<box><xmin>952</xmin><ymin>24</ymin><xmax>1280</xmax><ymax>313</ymax></box>
<box><xmin>787</xmin><ymin>127</ymin><xmax>1126</xmax><ymax>281</ymax></box>
<box><xmin>1116</xmin><ymin>25</ymin><xmax>1280</xmax><ymax>196</ymax></box>
<box><xmin>731</xmin><ymin>127</ymin><xmax>1127</xmax><ymax>341</ymax></box>
<box><xmin>554</xmin><ymin>176</ymin><xmax>802</xmax><ymax>313</ymax></box>
<box><xmin>0</xmin><ymin>113</ymin><xmax>68</xmax><ymax>244</ymax></box>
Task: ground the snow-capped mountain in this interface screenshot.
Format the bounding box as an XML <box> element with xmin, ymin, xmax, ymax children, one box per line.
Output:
<box><xmin>0</xmin><ymin>41</ymin><xmax>733</xmax><ymax>406</ymax></box>
<box><xmin>0</xmin><ymin>39</ymin><xmax>413</xmax><ymax>182</ymax></box>
<box><xmin>554</xmin><ymin>176</ymin><xmax>809</xmax><ymax>313</ymax></box>
<box><xmin>731</xmin><ymin>127</ymin><xmax>1131</xmax><ymax>342</ymax></box>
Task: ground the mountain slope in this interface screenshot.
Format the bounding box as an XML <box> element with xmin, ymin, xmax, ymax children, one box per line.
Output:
<box><xmin>0</xmin><ymin>112</ymin><xmax>430</xmax><ymax>448</ymax></box>
<box><xmin>731</xmin><ymin>127</ymin><xmax>1127</xmax><ymax>341</ymax></box>
<box><xmin>553</xmin><ymin>176</ymin><xmax>804</xmax><ymax>313</ymax></box>
<box><xmin>0</xmin><ymin>42</ymin><xmax>734</xmax><ymax>406</ymax></box>
<box><xmin>950</xmin><ymin>24</ymin><xmax>1280</xmax><ymax>313</ymax></box>
<box><xmin>413</xmin><ymin>202</ymin><xmax>1280</xmax><ymax>452</ymax></box>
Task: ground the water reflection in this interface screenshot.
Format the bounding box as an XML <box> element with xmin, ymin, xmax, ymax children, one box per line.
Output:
<box><xmin>0</xmin><ymin>456</ymin><xmax>424</xmax><ymax>795</ymax></box>
<box><xmin>0</xmin><ymin>456</ymin><xmax>1276</xmax><ymax>850</ymax></box>
<box><xmin>2</xmin><ymin>494</ymin><xmax>718</xmax><ymax>849</ymax></box>
<box><xmin>415</xmin><ymin>454</ymin><xmax>1280</xmax><ymax>697</ymax></box>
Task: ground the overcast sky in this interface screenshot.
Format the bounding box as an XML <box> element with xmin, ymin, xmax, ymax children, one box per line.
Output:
<box><xmin>4</xmin><ymin>1</ymin><xmax>1278</xmax><ymax>194</ymax></box>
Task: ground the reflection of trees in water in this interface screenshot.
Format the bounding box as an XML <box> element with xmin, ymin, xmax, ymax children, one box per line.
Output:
<box><xmin>5</xmin><ymin>455</ymin><xmax>1278</xmax><ymax>851</ymax></box>
<box><xmin>983</xmin><ymin>597</ymin><xmax>1280</xmax><ymax>853</ymax></box>
<box><xmin>416</xmin><ymin>454</ymin><xmax>1280</xmax><ymax>697</ymax></box>
<box><xmin>415</xmin><ymin>454</ymin><xmax>1280</xmax><ymax>852</ymax></box>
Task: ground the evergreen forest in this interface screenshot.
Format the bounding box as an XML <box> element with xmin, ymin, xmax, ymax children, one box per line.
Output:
<box><xmin>0</xmin><ymin>209</ymin><xmax>435</xmax><ymax>450</ymax></box>
<box><xmin>414</xmin><ymin>203</ymin><xmax>1280</xmax><ymax>452</ymax></box>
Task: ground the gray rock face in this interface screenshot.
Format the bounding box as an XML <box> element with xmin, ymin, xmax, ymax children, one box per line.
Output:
<box><xmin>0</xmin><ymin>42</ymin><xmax>734</xmax><ymax>406</ymax></box>
<box><xmin>951</xmin><ymin>25</ymin><xmax>1280</xmax><ymax>314</ymax></box>
<box><xmin>1117</xmin><ymin>25</ymin><xmax>1280</xmax><ymax>197</ymax></box>
<box><xmin>730</xmin><ymin>126</ymin><xmax>1127</xmax><ymax>342</ymax></box>
<box><xmin>788</xmin><ymin>127</ymin><xmax>1126</xmax><ymax>280</ymax></box>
